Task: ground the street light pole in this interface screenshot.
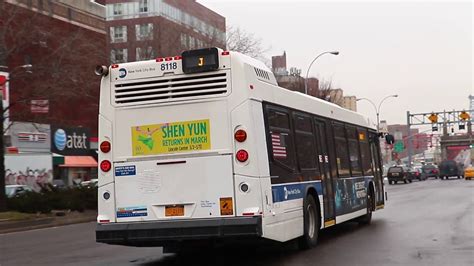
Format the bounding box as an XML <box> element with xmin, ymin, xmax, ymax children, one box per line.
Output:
<box><xmin>357</xmin><ymin>94</ymin><xmax>398</xmax><ymax>131</ymax></box>
<box><xmin>304</xmin><ymin>51</ymin><xmax>339</xmax><ymax>95</ymax></box>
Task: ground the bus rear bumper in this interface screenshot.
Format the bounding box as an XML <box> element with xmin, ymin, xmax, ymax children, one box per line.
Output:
<box><xmin>96</xmin><ymin>216</ymin><xmax>262</xmax><ymax>247</ymax></box>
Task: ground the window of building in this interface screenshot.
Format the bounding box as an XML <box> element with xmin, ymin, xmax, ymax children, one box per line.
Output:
<box><xmin>188</xmin><ymin>36</ymin><xmax>195</xmax><ymax>49</ymax></box>
<box><xmin>180</xmin><ymin>33</ymin><xmax>187</xmax><ymax>48</ymax></box>
<box><xmin>110</xmin><ymin>26</ymin><xmax>127</xmax><ymax>43</ymax></box>
<box><xmin>159</xmin><ymin>2</ymin><xmax>226</xmax><ymax>46</ymax></box>
<box><xmin>139</xmin><ymin>0</ymin><xmax>148</xmax><ymax>13</ymax></box>
<box><xmin>113</xmin><ymin>4</ymin><xmax>123</xmax><ymax>15</ymax></box>
<box><xmin>136</xmin><ymin>46</ymin><xmax>155</xmax><ymax>61</ymax></box>
<box><xmin>135</xmin><ymin>23</ymin><xmax>153</xmax><ymax>41</ymax></box>
<box><xmin>111</xmin><ymin>48</ymin><xmax>128</xmax><ymax>63</ymax></box>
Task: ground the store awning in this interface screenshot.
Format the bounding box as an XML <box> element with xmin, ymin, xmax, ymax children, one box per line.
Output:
<box><xmin>59</xmin><ymin>156</ymin><xmax>97</xmax><ymax>168</ymax></box>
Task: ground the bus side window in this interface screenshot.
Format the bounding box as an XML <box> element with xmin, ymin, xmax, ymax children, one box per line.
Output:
<box><xmin>293</xmin><ymin>114</ymin><xmax>318</xmax><ymax>172</ymax></box>
<box><xmin>267</xmin><ymin>108</ymin><xmax>296</xmax><ymax>171</ymax></box>
<box><xmin>333</xmin><ymin>123</ymin><xmax>350</xmax><ymax>177</ymax></box>
<box><xmin>358</xmin><ymin>129</ymin><xmax>373</xmax><ymax>176</ymax></box>
<box><xmin>346</xmin><ymin>126</ymin><xmax>362</xmax><ymax>176</ymax></box>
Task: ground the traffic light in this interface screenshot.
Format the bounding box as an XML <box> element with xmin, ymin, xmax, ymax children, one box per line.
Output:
<box><xmin>385</xmin><ymin>134</ymin><xmax>395</xmax><ymax>145</ymax></box>
<box><xmin>428</xmin><ymin>113</ymin><xmax>438</xmax><ymax>123</ymax></box>
<box><xmin>459</xmin><ymin>111</ymin><xmax>470</xmax><ymax>121</ymax></box>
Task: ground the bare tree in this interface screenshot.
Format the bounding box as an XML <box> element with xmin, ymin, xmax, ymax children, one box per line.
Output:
<box><xmin>0</xmin><ymin>1</ymin><xmax>106</xmax><ymax>211</ymax></box>
<box><xmin>317</xmin><ymin>78</ymin><xmax>344</xmax><ymax>106</ymax></box>
<box><xmin>225</xmin><ymin>25</ymin><xmax>269</xmax><ymax>61</ymax></box>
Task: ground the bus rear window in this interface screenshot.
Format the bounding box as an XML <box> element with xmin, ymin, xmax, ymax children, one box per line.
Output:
<box><xmin>388</xmin><ymin>167</ymin><xmax>403</xmax><ymax>173</ymax></box>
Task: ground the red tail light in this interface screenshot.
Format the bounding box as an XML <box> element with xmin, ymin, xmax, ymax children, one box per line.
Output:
<box><xmin>234</xmin><ymin>129</ymin><xmax>247</xmax><ymax>142</ymax></box>
<box><xmin>100</xmin><ymin>160</ymin><xmax>111</xmax><ymax>172</ymax></box>
<box><xmin>236</xmin><ymin>150</ymin><xmax>249</xmax><ymax>162</ymax></box>
<box><xmin>433</xmin><ymin>170</ymin><xmax>438</xmax><ymax>174</ymax></box>
<box><xmin>100</xmin><ymin>141</ymin><xmax>111</xmax><ymax>153</ymax></box>
<box><xmin>415</xmin><ymin>172</ymin><xmax>420</xmax><ymax>176</ymax></box>
<box><xmin>111</xmin><ymin>64</ymin><xmax>119</xmax><ymax>68</ymax></box>
<box><xmin>222</xmin><ymin>51</ymin><xmax>230</xmax><ymax>55</ymax></box>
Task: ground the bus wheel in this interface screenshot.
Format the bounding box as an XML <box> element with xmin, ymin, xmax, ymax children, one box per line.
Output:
<box><xmin>358</xmin><ymin>190</ymin><xmax>373</xmax><ymax>225</ymax></box>
<box><xmin>298</xmin><ymin>195</ymin><xmax>319</xmax><ymax>250</ymax></box>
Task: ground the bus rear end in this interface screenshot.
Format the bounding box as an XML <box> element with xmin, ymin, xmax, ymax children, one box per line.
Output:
<box><xmin>96</xmin><ymin>48</ymin><xmax>262</xmax><ymax>248</ymax></box>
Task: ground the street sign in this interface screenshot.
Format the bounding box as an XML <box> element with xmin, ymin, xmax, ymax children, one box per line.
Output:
<box><xmin>459</xmin><ymin>111</ymin><xmax>470</xmax><ymax>121</ymax></box>
<box><xmin>428</xmin><ymin>113</ymin><xmax>438</xmax><ymax>123</ymax></box>
<box><xmin>394</xmin><ymin>141</ymin><xmax>404</xmax><ymax>152</ymax></box>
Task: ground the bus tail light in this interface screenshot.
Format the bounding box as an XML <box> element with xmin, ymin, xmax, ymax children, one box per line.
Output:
<box><xmin>100</xmin><ymin>141</ymin><xmax>111</xmax><ymax>153</ymax></box>
<box><xmin>222</xmin><ymin>51</ymin><xmax>230</xmax><ymax>55</ymax></box>
<box><xmin>234</xmin><ymin>129</ymin><xmax>247</xmax><ymax>142</ymax></box>
<box><xmin>100</xmin><ymin>160</ymin><xmax>111</xmax><ymax>172</ymax></box>
<box><xmin>236</xmin><ymin>150</ymin><xmax>249</xmax><ymax>162</ymax></box>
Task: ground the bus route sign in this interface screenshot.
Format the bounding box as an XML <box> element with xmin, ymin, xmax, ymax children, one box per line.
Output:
<box><xmin>131</xmin><ymin>119</ymin><xmax>211</xmax><ymax>156</ymax></box>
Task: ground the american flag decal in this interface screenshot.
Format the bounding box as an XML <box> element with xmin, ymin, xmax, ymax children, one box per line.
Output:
<box><xmin>271</xmin><ymin>133</ymin><xmax>287</xmax><ymax>159</ymax></box>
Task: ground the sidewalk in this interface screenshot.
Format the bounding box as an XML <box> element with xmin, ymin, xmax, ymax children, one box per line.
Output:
<box><xmin>0</xmin><ymin>210</ymin><xmax>97</xmax><ymax>234</ymax></box>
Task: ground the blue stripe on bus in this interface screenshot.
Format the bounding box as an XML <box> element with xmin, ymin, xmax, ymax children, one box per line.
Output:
<box><xmin>271</xmin><ymin>181</ymin><xmax>323</xmax><ymax>203</ymax></box>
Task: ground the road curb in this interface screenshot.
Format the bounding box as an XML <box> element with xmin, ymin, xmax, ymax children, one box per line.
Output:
<box><xmin>0</xmin><ymin>214</ymin><xmax>96</xmax><ymax>234</ymax></box>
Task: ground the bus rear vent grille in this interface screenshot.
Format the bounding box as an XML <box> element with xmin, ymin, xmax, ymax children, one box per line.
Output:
<box><xmin>114</xmin><ymin>72</ymin><xmax>229</xmax><ymax>105</ymax></box>
<box><xmin>254</xmin><ymin>67</ymin><xmax>270</xmax><ymax>80</ymax></box>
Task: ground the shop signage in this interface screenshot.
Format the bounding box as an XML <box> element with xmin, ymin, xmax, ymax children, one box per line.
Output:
<box><xmin>51</xmin><ymin>126</ymin><xmax>90</xmax><ymax>155</ymax></box>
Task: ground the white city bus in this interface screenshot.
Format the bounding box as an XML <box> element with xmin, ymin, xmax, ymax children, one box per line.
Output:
<box><xmin>96</xmin><ymin>47</ymin><xmax>385</xmax><ymax>250</ymax></box>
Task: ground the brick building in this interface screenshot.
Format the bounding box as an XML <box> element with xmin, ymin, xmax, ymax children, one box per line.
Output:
<box><xmin>105</xmin><ymin>0</ymin><xmax>226</xmax><ymax>63</ymax></box>
<box><xmin>1</xmin><ymin>0</ymin><xmax>107</xmax><ymax>137</ymax></box>
<box><xmin>387</xmin><ymin>124</ymin><xmax>430</xmax><ymax>159</ymax></box>
<box><xmin>271</xmin><ymin>51</ymin><xmax>320</xmax><ymax>97</ymax></box>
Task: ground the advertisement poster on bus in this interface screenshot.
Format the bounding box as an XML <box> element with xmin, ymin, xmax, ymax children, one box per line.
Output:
<box><xmin>131</xmin><ymin>119</ymin><xmax>211</xmax><ymax>156</ymax></box>
<box><xmin>334</xmin><ymin>178</ymin><xmax>367</xmax><ymax>216</ymax></box>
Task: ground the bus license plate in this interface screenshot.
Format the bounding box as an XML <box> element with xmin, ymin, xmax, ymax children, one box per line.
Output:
<box><xmin>392</xmin><ymin>173</ymin><xmax>399</xmax><ymax>176</ymax></box>
<box><xmin>165</xmin><ymin>205</ymin><xmax>184</xmax><ymax>217</ymax></box>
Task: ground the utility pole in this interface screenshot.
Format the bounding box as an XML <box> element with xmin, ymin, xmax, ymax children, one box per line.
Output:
<box><xmin>407</xmin><ymin>111</ymin><xmax>412</xmax><ymax>168</ymax></box>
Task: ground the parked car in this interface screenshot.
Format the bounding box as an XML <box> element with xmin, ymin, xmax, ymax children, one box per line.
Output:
<box><xmin>5</xmin><ymin>185</ymin><xmax>34</xmax><ymax>198</ymax></box>
<box><xmin>52</xmin><ymin>179</ymin><xmax>67</xmax><ymax>189</ymax></box>
<box><xmin>438</xmin><ymin>160</ymin><xmax>463</xmax><ymax>179</ymax></box>
<box><xmin>387</xmin><ymin>166</ymin><xmax>412</xmax><ymax>184</ymax></box>
<box><xmin>408</xmin><ymin>167</ymin><xmax>426</xmax><ymax>181</ymax></box>
<box><xmin>80</xmin><ymin>178</ymin><xmax>98</xmax><ymax>188</ymax></box>
<box><xmin>421</xmin><ymin>164</ymin><xmax>439</xmax><ymax>179</ymax></box>
<box><xmin>464</xmin><ymin>165</ymin><xmax>474</xmax><ymax>180</ymax></box>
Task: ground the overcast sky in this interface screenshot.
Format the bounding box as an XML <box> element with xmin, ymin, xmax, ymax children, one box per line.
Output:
<box><xmin>199</xmin><ymin>0</ymin><xmax>472</xmax><ymax>126</ymax></box>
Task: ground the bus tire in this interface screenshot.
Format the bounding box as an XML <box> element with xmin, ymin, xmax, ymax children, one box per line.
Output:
<box><xmin>358</xmin><ymin>189</ymin><xmax>373</xmax><ymax>225</ymax></box>
<box><xmin>298</xmin><ymin>195</ymin><xmax>320</xmax><ymax>250</ymax></box>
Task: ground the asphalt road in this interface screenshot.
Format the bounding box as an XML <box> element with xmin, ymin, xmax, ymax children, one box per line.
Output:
<box><xmin>1</xmin><ymin>178</ymin><xmax>473</xmax><ymax>266</ymax></box>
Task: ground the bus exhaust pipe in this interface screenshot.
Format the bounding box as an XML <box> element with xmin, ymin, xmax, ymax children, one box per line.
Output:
<box><xmin>95</xmin><ymin>65</ymin><xmax>109</xmax><ymax>77</ymax></box>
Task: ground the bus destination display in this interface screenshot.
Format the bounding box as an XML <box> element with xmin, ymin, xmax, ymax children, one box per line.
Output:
<box><xmin>182</xmin><ymin>47</ymin><xmax>219</xmax><ymax>74</ymax></box>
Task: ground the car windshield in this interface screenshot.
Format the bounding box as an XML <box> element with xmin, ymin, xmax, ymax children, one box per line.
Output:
<box><xmin>5</xmin><ymin>187</ymin><xmax>15</xmax><ymax>197</ymax></box>
<box><xmin>441</xmin><ymin>161</ymin><xmax>456</xmax><ymax>167</ymax></box>
<box><xmin>389</xmin><ymin>167</ymin><xmax>403</xmax><ymax>173</ymax></box>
